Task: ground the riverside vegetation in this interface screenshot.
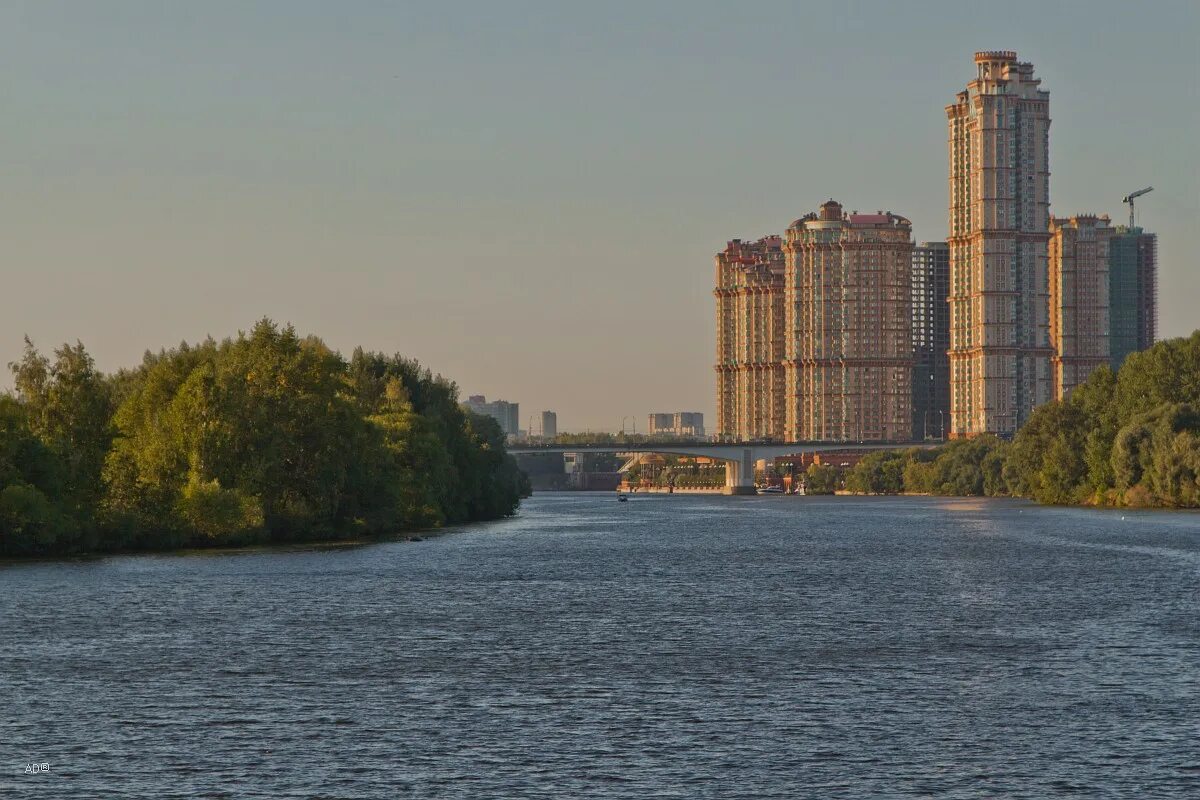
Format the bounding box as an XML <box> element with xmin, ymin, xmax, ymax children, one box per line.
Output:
<box><xmin>845</xmin><ymin>331</ymin><xmax>1200</xmax><ymax>508</ymax></box>
<box><xmin>0</xmin><ymin>319</ymin><xmax>529</xmax><ymax>557</ymax></box>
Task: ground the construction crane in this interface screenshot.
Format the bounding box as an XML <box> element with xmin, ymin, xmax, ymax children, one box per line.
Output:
<box><xmin>1122</xmin><ymin>186</ymin><xmax>1153</xmax><ymax>228</ymax></box>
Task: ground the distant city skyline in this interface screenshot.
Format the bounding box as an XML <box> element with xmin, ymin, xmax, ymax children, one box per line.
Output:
<box><xmin>1</xmin><ymin>2</ymin><xmax>1196</xmax><ymax>432</ymax></box>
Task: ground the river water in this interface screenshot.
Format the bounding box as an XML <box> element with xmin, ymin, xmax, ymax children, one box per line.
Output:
<box><xmin>2</xmin><ymin>493</ymin><xmax>1198</xmax><ymax>798</ymax></box>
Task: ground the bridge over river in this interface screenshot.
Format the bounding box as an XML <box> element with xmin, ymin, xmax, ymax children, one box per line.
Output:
<box><xmin>508</xmin><ymin>441</ymin><xmax>937</xmax><ymax>494</ymax></box>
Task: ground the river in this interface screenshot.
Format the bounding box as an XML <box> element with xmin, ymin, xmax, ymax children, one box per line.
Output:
<box><xmin>2</xmin><ymin>493</ymin><xmax>1198</xmax><ymax>798</ymax></box>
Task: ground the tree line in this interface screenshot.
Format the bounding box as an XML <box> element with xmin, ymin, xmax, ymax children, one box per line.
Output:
<box><xmin>1</xmin><ymin>319</ymin><xmax>530</xmax><ymax>557</ymax></box>
<box><xmin>844</xmin><ymin>331</ymin><xmax>1200</xmax><ymax>507</ymax></box>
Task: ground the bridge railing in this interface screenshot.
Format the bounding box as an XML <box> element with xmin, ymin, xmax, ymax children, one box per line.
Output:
<box><xmin>508</xmin><ymin>439</ymin><xmax>928</xmax><ymax>451</ymax></box>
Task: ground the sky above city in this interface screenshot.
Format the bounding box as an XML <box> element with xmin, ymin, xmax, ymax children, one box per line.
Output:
<box><xmin>2</xmin><ymin>0</ymin><xmax>1197</xmax><ymax>432</ymax></box>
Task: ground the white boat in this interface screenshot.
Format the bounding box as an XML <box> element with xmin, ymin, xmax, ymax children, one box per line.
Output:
<box><xmin>757</xmin><ymin>486</ymin><xmax>785</xmax><ymax>495</ymax></box>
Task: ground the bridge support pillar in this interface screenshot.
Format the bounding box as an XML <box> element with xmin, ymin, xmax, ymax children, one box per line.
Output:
<box><xmin>724</xmin><ymin>449</ymin><xmax>757</xmax><ymax>495</ymax></box>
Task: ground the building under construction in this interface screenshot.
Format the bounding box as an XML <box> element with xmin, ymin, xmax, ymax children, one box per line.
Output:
<box><xmin>1108</xmin><ymin>226</ymin><xmax>1158</xmax><ymax>370</ymax></box>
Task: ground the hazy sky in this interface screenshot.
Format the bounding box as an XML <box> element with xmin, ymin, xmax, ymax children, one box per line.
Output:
<box><xmin>2</xmin><ymin>1</ymin><xmax>1197</xmax><ymax>432</ymax></box>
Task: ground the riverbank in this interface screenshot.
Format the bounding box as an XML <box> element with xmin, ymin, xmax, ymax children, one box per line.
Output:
<box><xmin>621</xmin><ymin>486</ymin><xmax>725</xmax><ymax>495</ymax></box>
<box><xmin>0</xmin><ymin>525</ymin><xmax>456</xmax><ymax>563</ymax></box>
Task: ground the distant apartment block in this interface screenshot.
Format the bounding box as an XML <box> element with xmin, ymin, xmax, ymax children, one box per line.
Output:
<box><xmin>541</xmin><ymin>410</ymin><xmax>557</xmax><ymax>439</ymax></box>
<box><xmin>714</xmin><ymin>236</ymin><xmax>786</xmax><ymax>440</ymax></box>
<box><xmin>912</xmin><ymin>242</ymin><xmax>951</xmax><ymax>438</ymax></box>
<box><xmin>648</xmin><ymin>413</ymin><xmax>672</xmax><ymax>436</ymax></box>
<box><xmin>1108</xmin><ymin>226</ymin><xmax>1158</xmax><ymax>369</ymax></box>
<box><xmin>464</xmin><ymin>395</ymin><xmax>519</xmax><ymax>437</ymax></box>
<box><xmin>784</xmin><ymin>200</ymin><xmax>914</xmax><ymax>442</ymax></box>
<box><xmin>1049</xmin><ymin>215</ymin><xmax>1113</xmax><ymax>399</ymax></box>
<box><xmin>648</xmin><ymin>412</ymin><xmax>705</xmax><ymax>438</ymax></box>
<box><xmin>947</xmin><ymin>51</ymin><xmax>1052</xmax><ymax>437</ymax></box>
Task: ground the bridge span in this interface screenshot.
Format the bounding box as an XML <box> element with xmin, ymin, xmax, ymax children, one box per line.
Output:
<box><xmin>507</xmin><ymin>441</ymin><xmax>935</xmax><ymax>494</ymax></box>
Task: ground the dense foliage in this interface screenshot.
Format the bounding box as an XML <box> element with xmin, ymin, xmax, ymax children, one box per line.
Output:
<box><xmin>803</xmin><ymin>463</ymin><xmax>840</xmax><ymax>495</ymax></box>
<box><xmin>844</xmin><ymin>331</ymin><xmax>1200</xmax><ymax>507</ymax></box>
<box><xmin>1</xmin><ymin>320</ymin><xmax>528</xmax><ymax>557</ymax></box>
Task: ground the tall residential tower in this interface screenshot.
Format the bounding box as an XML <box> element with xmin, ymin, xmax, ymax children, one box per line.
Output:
<box><xmin>784</xmin><ymin>201</ymin><xmax>914</xmax><ymax>442</ymax></box>
<box><xmin>947</xmin><ymin>51</ymin><xmax>1052</xmax><ymax>437</ymax></box>
<box><xmin>714</xmin><ymin>236</ymin><xmax>786</xmax><ymax>440</ymax></box>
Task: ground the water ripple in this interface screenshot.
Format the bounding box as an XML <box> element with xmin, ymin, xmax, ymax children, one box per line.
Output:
<box><xmin>1</xmin><ymin>494</ymin><xmax>1198</xmax><ymax>798</ymax></box>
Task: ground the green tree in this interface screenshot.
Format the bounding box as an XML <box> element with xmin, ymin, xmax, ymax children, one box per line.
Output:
<box><xmin>0</xmin><ymin>484</ymin><xmax>78</xmax><ymax>556</ymax></box>
<box><xmin>846</xmin><ymin>451</ymin><xmax>906</xmax><ymax>494</ymax></box>
<box><xmin>805</xmin><ymin>463</ymin><xmax>839</xmax><ymax>494</ymax></box>
<box><xmin>980</xmin><ymin>441</ymin><xmax>1011</xmax><ymax>497</ymax></box>
<box><xmin>0</xmin><ymin>396</ymin><xmax>77</xmax><ymax>555</ymax></box>
<box><xmin>360</xmin><ymin>378</ymin><xmax>451</xmax><ymax>529</ymax></box>
<box><xmin>908</xmin><ymin>436</ymin><xmax>1008</xmax><ymax>497</ymax></box>
<box><xmin>1007</xmin><ymin>402</ymin><xmax>1090</xmax><ymax>504</ymax></box>
<box><xmin>1111</xmin><ymin>402</ymin><xmax>1200</xmax><ymax>507</ymax></box>
<box><xmin>346</xmin><ymin>348</ymin><xmax>525</xmax><ymax>523</ymax></box>
<box><xmin>1069</xmin><ymin>365</ymin><xmax>1120</xmax><ymax>493</ymax></box>
<box><xmin>101</xmin><ymin>340</ymin><xmax>220</xmax><ymax>544</ymax></box>
<box><xmin>9</xmin><ymin>339</ymin><xmax>112</xmax><ymax>515</ymax></box>
<box><xmin>1113</xmin><ymin>331</ymin><xmax>1200</xmax><ymax>423</ymax></box>
<box><xmin>175</xmin><ymin>476</ymin><xmax>265</xmax><ymax>544</ymax></box>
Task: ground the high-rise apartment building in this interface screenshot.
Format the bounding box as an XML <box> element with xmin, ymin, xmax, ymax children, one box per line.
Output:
<box><xmin>912</xmin><ymin>242</ymin><xmax>951</xmax><ymax>439</ymax></box>
<box><xmin>464</xmin><ymin>395</ymin><xmax>519</xmax><ymax>437</ymax></box>
<box><xmin>677</xmin><ymin>412</ymin><xmax>704</xmax><ymax>437</ymax></box>
<box><xmin>541</xmin><ymin>410</ymin><xmax>557</xmax><ymax>439</ymax></box>
<box><xmin>1049</xmin><ymin>215</ymin><xmax>1113</xmax><ymax>399</ymax></box>
<box><xmin>648</xmin><ymin>412</ymin><xmax>673</xmax><ymax>435</ymax></box>
<box><xmin>947</xmin><ymin>51</ymin><xmax>1052</xmax><ymax>437</ymax></box>
<box><xmin>784</xmin><ymin>200</ymin><xmax>914</xmax><ymax>442</ymax></box>
<box><xmin>1108</xmin><ymin>226</ymin><xmax>1158</xmax><ymax>369</ymax></box>
<box><xmin>714</xmin><ymin>236</ymin><xmax>786</xmax><ymax>440</ymax></box>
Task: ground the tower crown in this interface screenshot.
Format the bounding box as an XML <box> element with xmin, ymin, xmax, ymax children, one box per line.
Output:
<box><xmin>974</xmin><ymin>50</ymin><xmax>1017</xmax><ymax>63</ymax></box>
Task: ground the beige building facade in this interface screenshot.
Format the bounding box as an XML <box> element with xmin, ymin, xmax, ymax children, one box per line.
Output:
<box><xmin>714</xmin><ymin>236</ymin><xmax>786</xmax><ymax>440</ymax></box>
<box><xmin>947</xmin><ymin>51</ymin><xmax>1052</xmax><ymax>437</ymax></box>
<box><xmin>783</xmin><ymin>201</ymin><xmax>914</xmax><ymax>442</ymax></box>
<box><xmin>1049</xmin><ymin>215</ymin><xmax>1113</xmax><ymax>399</ymax></box>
